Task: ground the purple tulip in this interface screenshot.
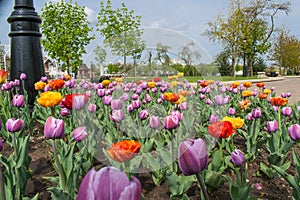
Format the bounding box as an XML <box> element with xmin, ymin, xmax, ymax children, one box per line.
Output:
<box><xmin>20</xmin><ymin>73</ymin><xmax>27</xmax><ymax>80</ymax></box>
<box><xmin>229</xmin><ymin>149</ymin><xmax>245</xmax><ymax>166</ymax></box>
<box><xmin>297</xmin><ymin>106</ymin><xmax>300</xmax><ymax>112</ymax></box>
<box><xmin>132</xmin><ymin>94</ymin><xmax>139</xmax><ymax>100</ymax></box>
<box><xmin>281</xmin><ymin>106</ymin><xmax>292</xmax><ymax>116</ymax></box>
<box><xmin>214</xmin><ymin>95</ymin><xmax>225</xmax><ymax>106</ymax></box>
<box><xmin>13</xmin><ymin>79</ymin><xmax>20</xmax><ymax>86</ymax></box>
<box><xmin>127</xmin><ymin>104</ymin><xmax>134</xmax><ymax>112</ymax></box>
<box><xmin>199</xmin><ymin>94</ymin><xmax>205</xmax><ymax>100</ymax></box>
<box><xmin>44</xmin><ymin>85</ymin><xmax>51</xmax><ymax>92</ymax></box>
<box><xmin>97</xmin><ymin>89</ymin><xmax>106</xmax><ymax>97</ymax></box>
<box><xmin>170</xmin><ymin>110</ymin><xmax>183</xmax><ymax>121</ymax></box>
<box><xmin>205</xmin><ymin>98</ymin><xmax>211</xmax><ymax>105</ymax></box>
<box><xmin>111</xmin><ymin>99</ymin><xmax>122</xmax><ymax>110</ymax></box>
<box><xmin>40</xmin><ymin>76</ymin><xmax>48</xmax><ymax>82</ymax></box>
<box><xmin>288</xmin><ymin>124</ymin><xmax>300</xmax><ymax>141</ymax></box>
<box><xmin>1</xmin><ymin>82</ymin><xmax>11</xmax><ymax>91</ymax></box>
<box><xmin>85</xmin><ymin>91</ymin><xmax>92</xmax><ymax>97</ymax></box>
<box><xmin>247</xmin><ymin>113</ymin><xmax>254</xmax><ymax>121</ymax></box>
<box><xmin>281</xmin><ymin>93</ymin><xmax>287</xmax><ymax>98</ymax></box>
<box><xmin>120</xmin><ymin>93</ymin><xmax>129</xmax><ymax>102</ymax></box>
<box><xmin>178</xmin><ymin>102</ymin><xmax>188</xmax><ymax>111</ymax></box>
<box><xmin>72</xmin><ymin>127</ymin><xmax>88</xmax><ymax>142</ymax></box>
<box><xmin>149</xmin><ymin>116</ymin><xmax>161</xmax><ymax>129</ymax></box>
<box><xmin>102</xmin><ymin>95</ymin><xmax>113</xmax><ymax>105</ymax></box>
<box><xmin>145</xmin><ymin>94</ymin><xmax>151</xmax><ymax>102</ymax></box>
<box><xmin>110</xmin><ymin>110</ymin><xmax>125</xmax><ymax>123</ymax></box>
<box><xmin>228</xmin><ymin>108</ymin><xmax>236</xmax><ymax>115</ymax></box>
<box><xmin>139</xmin><ymin>109</ymin><xmax>149</xmax><ymax>120</ymax></box>
<box><xmin>132</xmin><ymin>100</ymin><xmax>141</xmax><ymax>109</ymax></box>
<box><xmin>252</xmin><ymin>108</ymin><xmax>262</xmax><ymax>118</ymax></box>
<box><xmin>44</xmin><ymin>116</ymin><xmax>64</xmax><ymax>139</ymax></box>
<box><xmin>88</xmin><ymin>103</ymin><xmax>97</xmax><ymax>113</ymax></box>
<box><xmin>152</xmin><ymin>87</ymin><xmax>158</xmax><ymax>93</ymax></box>
<box><xmin>6</xmin><ymin>118</ymin><xmax>24</xmax><ymax>133</ymax></box>
<box><xmin>0</xmin><ymin>137</ymin><xmax>3</xmax><ymax>151</ymax></box>
<box><xmin>157</xmin><ymin>98</ymin><xmax>163</xmax><ymax>104</ymax></box>
<box><xmin>12</xmin><ymin>94</ymin><xmax>25</xmax><ymax>107</ymax></box>
<box><xmin>209</xmin><ymin>114</ymin><xmax>219</xmax><ymax>123</ymax></box>
<box><xmin>60</xmin><ymin>108</ymin><xmax>70</xmax><ymax>116</ymax></box>
<box><xmin>178</xmin><ymin>138</ymin><xmax>208</xmax><ymax>176</ymax></box>
<box><xmin>164</xmin><ymin>115</ymin><xmax>179</xmax><ymax>130</ymax></box>
<box><xmin>273</xmin><ymin>106</ymin><xmax>279</xmax><ymax>112</ymax></box>
<box><xmin>266</xmin><ymin>120</ymin><xmax>278</xmax><ymax>133</ymax></box>
<box><xmin>287</xmin><ymin>92</ymin><xmax>291</xmax><ymax>98</ymax></box>
<box><xmin>77</xmin><ymin>166</ymin><xmax>142</xmax><ymax>200</ymax></box>
<box><xmin>73</xmin><ymin>94</ymin><xmax>88</xmax><ymax>110</ymax></box>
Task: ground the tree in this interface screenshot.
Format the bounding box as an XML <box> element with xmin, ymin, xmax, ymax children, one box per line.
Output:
<box><xmin>206</xmin><ymin>0</ymin><xmax>290</xmax><ymax>77</ymax></box>
<box><xmin>156</xmin><ymin>43</ymin><xmax>171</xmax><ymax>66</ymax></box>
<box><xmin>214</xmin><ymin>48</ymin><xmax>232</xmax><ymax>76</ymax></box>
<box><xmin>178</xmin><ymin>41</ymin><xmax>201</xmax><ymax>76</ymax></box>
<box><xmin>97</xmin><ymin>0</ymin><xmax>145</xmax><ymax>71</ymax></box>
<box><xmin>93</xmin><ymin>45</ymin><xmax>107</xmax><ymax>68</ymax></box>
<box><xmin>40</xmin><ymin>0</ymin><xmax>94</xmax><ymax>74</ymax></box>
<box><xmin>269</xmin><ymin>28</ymin><xmax>300</xmax><ymax>75</ymax></box>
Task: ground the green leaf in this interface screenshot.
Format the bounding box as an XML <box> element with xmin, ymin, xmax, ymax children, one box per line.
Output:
<box><xmin>165</xmin><ymin>172</ymin><xmax>195</xmax><ymax>196</ymax></box>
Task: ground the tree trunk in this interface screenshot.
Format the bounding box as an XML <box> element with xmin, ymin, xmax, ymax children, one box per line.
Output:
<box><xmin>231</xmin><ymin>57</ymin><xmax>236</xmax><ymax>79</ymax></box>
<box><xmin>123</xmin><ymin>55</ymin><xmax>126</xmax><ymax>72</ymax></box>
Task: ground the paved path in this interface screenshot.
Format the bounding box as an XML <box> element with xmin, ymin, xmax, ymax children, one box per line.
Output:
<box><xmin>264</xmin><ymin>77</ymin><xmax>300</xmax><ymax>104</ymax></box>
<box><xmin>222</xmin><ymin>76</ymin><xmax>300</xmax><ymax>104</ymax></box>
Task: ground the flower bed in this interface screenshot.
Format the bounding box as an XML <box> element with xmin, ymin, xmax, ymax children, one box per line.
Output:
<box><xmin>0</xmin><ymin>72</ymin><xmax>300</xmax><ymax>199</ymax></box>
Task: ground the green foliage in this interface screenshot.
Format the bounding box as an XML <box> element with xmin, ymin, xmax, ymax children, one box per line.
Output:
<box><xmin>107</xmin><ymin>63</ymin><xmax>119</xmax><ymax>73</ymax></box>
<box><xmin>214</xmin><ymin>49</ymin><xmax>232</xmax><ymax>76</ymax></box>
<box><xmin>40</xmin><ymin>0</ymin><xmax>94</xmax><ymax>74</ymax></box>
<box><xmin>269</xmin><ymin>27</ymin><xmax>300</xmax><ymax>75</ymax></box>
<box><xmin>97</xmin><ymin>0</ymin><xmax>145</xmax><ymax>68</ymax></box>
<box><xmin>253</xmin><ymin>57</ymin><xmax>267</xmax><ymax>75</ymax></box>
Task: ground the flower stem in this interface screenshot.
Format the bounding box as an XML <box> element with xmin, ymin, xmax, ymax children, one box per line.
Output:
<box><xmin>171</xmin><ymin>132</ymin><xmax>175</xmax><ymax>172</ymax></box>
<box><xmin>124</xmin><ymin>161</ymin><xmax>131</xmax><ymax>181</ymax></box>
<box><xmin>0</xmin><ymin>167</ymin><xmax>6</xmax><ymax>200</ymax></box>
<box><xmin>13</xmin><ymin>134</ymin><xmax>18</xmax><ymax>159</ymax></box>
<box><xmin>196</xmin><ymin>173</ymin><xmax>209</xmax><ymax>200</ymax></box>
<box><xmin>52</xmin><ymin>140</ymin><xmax>66</xmax><ymax>190</ymax></box>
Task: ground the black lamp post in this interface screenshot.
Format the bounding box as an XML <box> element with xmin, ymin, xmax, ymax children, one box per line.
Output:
<box><xmin>7</xmin><ymin>0</ymin><xmax>45</xmax><ymax>109</ymax></box>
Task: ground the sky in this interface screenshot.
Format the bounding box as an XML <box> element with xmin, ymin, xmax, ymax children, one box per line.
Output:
<box><xmin>1</xmin><ymin>0</ymin><xmax>300</xmax><ymax>64</ymax></box>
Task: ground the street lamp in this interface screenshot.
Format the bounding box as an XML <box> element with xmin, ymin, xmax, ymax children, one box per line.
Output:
<box><xmin>7</xmin><ymin>0</ymin><xmax>45</xmax><ymax>110</ymax></box>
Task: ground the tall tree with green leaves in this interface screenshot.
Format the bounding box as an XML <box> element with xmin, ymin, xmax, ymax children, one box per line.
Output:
<box><xmin>40</xmin><ymin>0</ymin><xmax>94</xmax><ymax>74</ymax></box>
<box><xmin>97</xmin><ymin>0</ymin><xmax>145</xmax><ymax>71</ymax></box>
<box><xmin>269</xmin><ymin>28</ymin><xmax>300</xmax><ymax>75</ymax></box>
<box><xmin>156</xmin><ymin>43</ymin><xmax>171</xmax><ymax>66</ymax></box>
<box><xmin>93</xmin><ymin>45</ymin><xmax>107</xmax><ymax>68</ymax></box>
<box><xmin>206</xmin><ymin>0</ymin><xmax>290</xmax><ymax>77</ymax></box>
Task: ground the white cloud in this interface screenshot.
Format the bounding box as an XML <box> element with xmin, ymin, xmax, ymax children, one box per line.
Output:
<box><xmin>84</xmin><ymin>7</ymin><xmax>97</xmax><ymax>23</ymax></box>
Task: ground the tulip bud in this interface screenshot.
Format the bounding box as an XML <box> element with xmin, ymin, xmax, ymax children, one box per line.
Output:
<box><xmin>102</xmin><ymin>95</ymin><xmax>113</xmax><ymax>105</ymax></box>
<box><xmin>281</xmin><ymin>106</ymin><xmax>292</xmax><ymax>116</ymax></box>
<box><xmin>44</xmin><ymin>116</ymin><xmax>64</xmax><ymax>139</ymax></box>
<box><xmin>229</xmin><ymin>149</ymin><xmax>245</xmax><ymax>166</ymax></box>
<box><xmin>88</xmin><ymin>103</ymin><xmax>97</xmax><ymax>113</ymax></box>
<box><xmin>288</xmin><ymin>124</ymin><xmax>300</xmax><ymax>141</ymax></box>
<box><xmin>72</xmin><ymin>127</ymin><xmax>88</xmax><ymax>142</ymax></box>
<box><xmin>178</xmin><ymin>102</ymin><xmax>188</xmax><ymax>110</ymax></box>
<box><xmin>12</xmin><ymin>94</ymin><xmax>25</xmax><ymax>107</ymax></box>
<box><xmin>163</xmin><ymin>115</ymin><xmax>179</xmax><ymax>130</ymax></box>
<box><xmin>77</xmin><ymin>166</ymin><xmax>142</xmax><ymax>200</ymax></box>
<box><xmin>132</xmin><ymin>100</ymin><xmax>141</xmax><ymax>109</ymax></box>
<box><xmin>6</xmin><ymin>118</ymin><xmax>24</xmax><ymax>133</ymax></box>
<box><xmin>214</xmin><ymin>95</ymin><xmax>225</xmax><ymax>106</ymax></box>
<box><xmin>209</xmin><ymin>114</ymin><xmax>219</xmax><ymax>123</ymax></box>
<box><xmin>228</xmin><ymin>108</ymin><xmax>236</xmax><ymax>115</ymax></box>
<box><xmin>111</xmin><ymin>99</ymin><xmax>122</xmax><ymax>110</ymax></box>
<box><xmin>205</xmin><ymin>98</ymin><xmax>211</xmax><ymax>105</ymax></box>
<box><xmin>149</xmin><ymin>115</ymin><xmax>161</xmax><ymax>129</ymax></box>
<box><xmin>266</xmin><ymin>120</ymin><xmax>278</xmax><ymax>133</ymax></box>
<box><xmin>60</xmin><ymin>108</ymin><xmax>70</xmax><ymax>116</ymax></box>
<box><xmin>251</xmin><ymin>108</ymin><xmax>262</xmax><ymax>118</ymax></box>
<box><xmin>97</xmin><ymin>89</ymin><xmax>105</xmax><ymax>97</ymax></box>
<box><xmin>178</xmin><ymin>138</ymin><xmax>208</xmax><ymax>176</ymax></box>
<box><xmin>110</xmin><ymin>110</ymin><xmax>125</xmax><ymax>123</ymax></box>
<box><xmin>139</xmin><ymin>109</ymin><xmax>149</xmax><ymax>120</ymax></box>
<box><xmin>20</xmin><ymin>73</ymin><xmax>27</xmax><ymax>80</ymax></box>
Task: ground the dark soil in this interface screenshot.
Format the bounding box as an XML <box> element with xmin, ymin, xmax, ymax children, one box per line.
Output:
<box><xmin>1</xmin><ymin>128</ymin><xmax>297</xmax><ymax>200</ymax></box>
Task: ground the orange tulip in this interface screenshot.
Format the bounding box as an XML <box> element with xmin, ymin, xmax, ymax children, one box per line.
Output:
<box><xmin>0</xmin><ymin>69</ymin><xmax>9</xmax><ymax>84</ymax></box>
<box><xmin>238</xmin><ymin>100</ymin><xmax>251</xmax><ymax>110</ymax></box>
<box><xmin>243</xmin><ymin>81</ymin><xmax>252</xmax><ymax>88</ymax></box>
<box><xmin>163</xmin><ymin>92</ymin><xmax>180</xmax><ymax>103</ymax></box>
<box><xmin>49</xmin><ymin>79</ymin><xmax>65</xmax><ymax>90</ymax></box>
<box><xmin>258</xmin><ymin>93</ymin><xmax>268</xmax><ymax>99</ymax></box>
<box><xmin>256</xmin><ymin>82</ymin><xmax>265</xmax><ymax>88</ymax></box>
<box><xmin>231</xmin><ymin>81</ymin><xmax>240</xmax><ymax>88</ymax></box>
<box><xmin>270</xmin><ymin>97</ymin><xmax>288</xmax><ymax>106</ymax></box>
<box><xmin>107</xmin><ymin>140</ymin><xmax>141</xmax><ymax>162</ymax></box>
<box><xmin>34</xmin><ymin>81</ymin><xmax>47</xmax><ymax>91</ymax></box>
<box><xmin>102</xmin><ymin>79</ymin><xmax>111</xmax><ymax>87</ymax></box>
<box><xmin>200</xmin><ymin>81</ymin><xmax>208</xmax><ymax>88</ymax></box>
<box><xmin>37</xmin><ymin>91</ymin><xmax>63</xmax><ymax>107</ymax></box>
